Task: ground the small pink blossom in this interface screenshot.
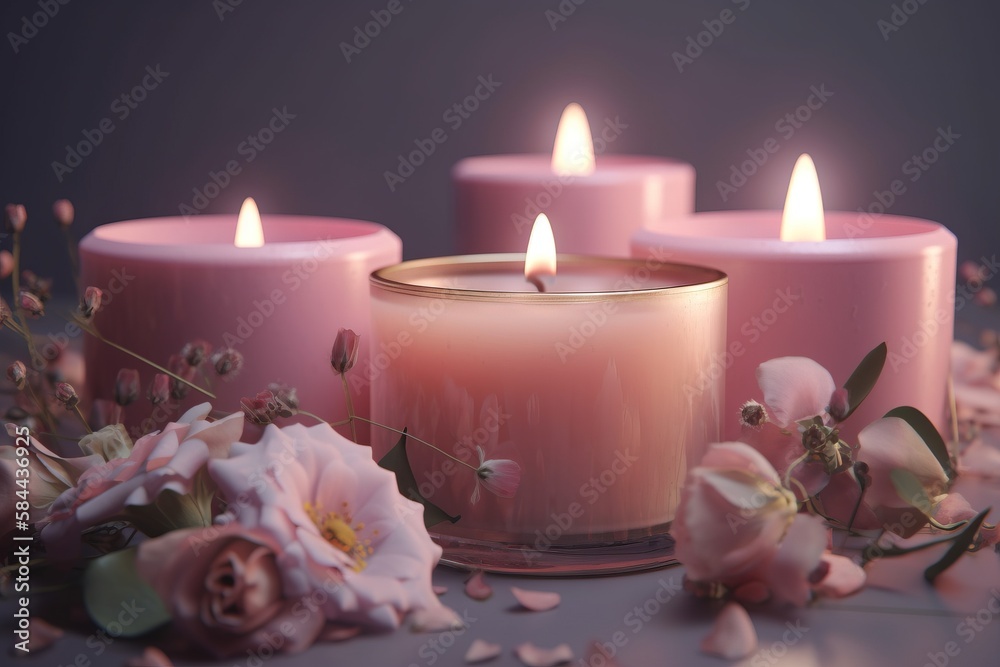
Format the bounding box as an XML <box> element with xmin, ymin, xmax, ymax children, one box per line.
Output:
<box><xmin>79</xmin><ymin>286</ymin><xmax>103</xmax><ymax>319</ymax></box>
<box><xmin>114</xmin><ymin>368</ymin><xmax>141</xmax><ymax>407</ymax></box>
<box><xmin>472</xmin><ymin>445</ymin><xmax>521</xmax><ymax>504</ymax></box>
<box><xmin>52</xmin><ymin>199</ymin><xmax>74</xmax><ymax>227</ymax></box>
<box><xmin>18</xmin><ymin>289</ymin><xmax>44</xmax><ymax>317</ymax></box>
<box><xmin>330</xmin><ymin>328</ymin><xmax>360</xmax><ymax>374</ymax></box>
<box><xmin>5</xmin><ymin>203</ymin><xmax>26</xmax><ymax>233</ymax></box>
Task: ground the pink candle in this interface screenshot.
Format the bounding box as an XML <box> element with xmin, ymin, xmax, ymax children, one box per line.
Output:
<box><xmin>454</xmin><ymin>103</ymin><xmax>694</xmax><ymax>256</ymax></box>
<box><xmin>368</xmin><ymin>220</ymin><xmax>727</xmax><ymax>574</ymax></box>
<box><xmin>631</xmin><ymin>156</ymin><xmax>957</xmax><ymax>442</ymax></box>
<box><xmin>80</xmin><ymin>199</ymin><xmax>401</xmax><ymax>438</ymax></box>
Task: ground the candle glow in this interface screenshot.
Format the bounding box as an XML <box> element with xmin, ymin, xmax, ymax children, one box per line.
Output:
<box><xmin>524</xmin><ymin>213</ymin><xmax>557</xmax><ymax>289</ymax></box>
<box><xmin>234</xmin><ymin>197</ymin><xmax>265</xmax><ymax>248</ymax></box>
<box><xmin>780</xmin><ymin>154</ymin><xmax>826</xmax><ymax>242</ymax></box>
<box><xmin>551</xmin><ymin>103</ymin><xmax>596</xmax><ymax>176</ymax></box>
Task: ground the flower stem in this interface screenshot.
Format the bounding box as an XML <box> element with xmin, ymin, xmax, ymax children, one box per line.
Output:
<box><xmin>78</xmin><ymin>320</ymin><xmax>215</xmax><ymax>399</ymax></box>
<box><xmin>72</xmin><ymin>404</ymin><xmax>93</xmax><ymax>434</ymax></box>
<box><xmin>339</xmin><ymin>374</ymin><xmax>358</xmax><ymax>443</ymax></box>
<box><xmin>10</xmin><ymin>231</ymin><xmax>44</xmax><ymax>371</ymax></box>
<box><xmin>351</xmin><ymin>415</ymin><xmax>478</xmax><ymax>472</ymax></box>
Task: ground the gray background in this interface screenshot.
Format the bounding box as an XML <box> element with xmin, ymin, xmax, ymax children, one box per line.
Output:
<box><xmin>1</xmin><ymin>0</ymin><xmax>997</xmax><ymax>291</ymax></box>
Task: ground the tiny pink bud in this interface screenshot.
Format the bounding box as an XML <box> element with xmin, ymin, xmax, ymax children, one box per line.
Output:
<box><xmin>211</xmin><ymin>348</ymin><xmax>244</xmax><ymax>378</ymax></box>
<box><xmin>4</xmin><ymin>204</ymin><xmax>26</xmax><ymax>233</ymax></box>
<box><xmin>167</xmin><ymin>354</ymin><xmax>197</xmax><ymax>400</ymax></box>
<box><xmin>7</xmin><ymin>361</ymin><xmax>26</xmax><ymax>390</ymax></box>
<box><xmin>828</xmin><ymin>387</ymin><xmax>850</xmax><ymax>422</ymax></box>
<box><xmin>55</xmin><ymin>382</ymin><xmax>79</xmax><ymax>408</ymax></box>
<box><xmin>148</xmin><ymin>373</ymin><xmax>171</xmax><ymax>406</ymax></box>
<box><xmin>959</xmin><ymin>260</ymin><xmax>985</xmax><ymax>283</ymax></box>
<box><xmin>739</xmin><ymin>400</ymin><xmax>768</xmax><ymax>429</ymax></box>
<box><xmin>21</xmin><ymin>270</ymin><xmax>52</xmax><ymax>302</ymax></box>
<box><xmin>975</xmin><ymin>287</ymin><xmax>997</xmax><ymax>307</ymax></box>
<box><xmin>18</xmin><ymin>289</ymin><xmax>44</xmax><ymax>318</ymax></box>
<box><xmin>180</xmin><ymin>339</ymin><xmax>212</xmax><ymax>367</ymax></box>
<box><xmin>114</xmin><ymin>368</ymin><xmax>140</xmax><ymax>406</ymax></box>
<box><xmin>52</xmin><ymin>199</ymin><xmax>75</xmax><ymax>227</ymax></box>
<box><xmin>0</xmin><ymin>250</ymin><xmax>12</xmax><ymax>280</ymax></box>
<box><xmin>80</xmin><ymin>286</ymin><xmax>103</xmax><ymax>319</ymax></box>
<box><xmin>330</xmin><ymin>328</ymin><xmax>360</xmax><ymax>374</ymax></box>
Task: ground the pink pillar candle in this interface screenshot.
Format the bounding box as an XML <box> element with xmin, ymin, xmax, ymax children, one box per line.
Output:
<box><xmin>454</xmin><ymin>155</ymin><xmax>694</xmax><ymax>257</ymax></box>
<box><xmin>80</xmin><ymin>214</ymin><xmax>401</xmax><ymax>438</ymax></box>
<box><xmin>369</xmin><ymin>255</ymin><xmax>727</xmax><ymax>574</ymax></box>
<box><xmin>631</xmin><ymin>212</ymin><xmax>956</xmax><ymax>442</ymax></box>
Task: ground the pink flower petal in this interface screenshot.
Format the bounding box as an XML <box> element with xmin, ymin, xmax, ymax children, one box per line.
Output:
<box><xmin>756</xmin><ymin>356</ymin><xmax>835</xmax><ymax>427</ymax></box>
<box><xmin>765</xmin><ymin>515</ymin><xmax>827</xmax><ymax>607</ymax></box>
<box><xmin>410</xmin><ymin>604</ymin><xmax>465</xmax><ymax>633</ymax></box>
<box><xmin>465</xmin><ymin>638</ymin><xmax>503</xmax><ymax>663</ymax></box>
<box><xmin>959</xmin><ymin>437</ymin><xmax>1000</xmax><ymax>479</ymax></box>
<box><xmin>933</xmin><ymin>492</ymin><xmax>977</xmax><ymax>525</ymax></box>
<box><xmin>433</xmin><ymin>585</ymin><xmax>448</xmax><ymax>595</ymax></box>
<box><xmin>515</xmin><ymin>642</ymin><xmax>574</xmax><ymax>667</ymax></box>
<box><xmin>701</xmin><ymin>441</ymin><xmax>784</xmax><ymax>487</ymax></box>
<box><xmin>812</xmin><ymin>554</ymin><xmax>866</xmax><ymax>598</ymax></box>
<box><xmin>126</xmin><ymin>646</ymin><xmax>174</xmax><ymax>667</ymax></box>
<box><xmin>857</xmin><ymin>417</ymin><xmax>949</xmax><ymax>514</ymax></box>
<box><xmin>465</xmin><ymin>571</ymin><xmax>493</xmax><ymax>601</ymax></box>
<box><xmin>732</xmin><ymin>581</ymin><xmax>771</xmax><ymax>605</ymax></box>
<box><xmin>511</xmin><ymin>586</ymin><xmax>561</xmax><ymax>611</ymax></box>
<box><xmin>319</xmin><ymin>625</ymin><xmax>363</xmax><ymax>642</ymax></box>
<box><xmin>700</xmin><ymin>602</ymin><xmax>758</xmax><ymax>660</ymax></box>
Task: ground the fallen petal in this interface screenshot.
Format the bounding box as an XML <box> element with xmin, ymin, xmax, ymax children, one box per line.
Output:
<box><xmin>512</xmin><ymin>586</ymin><xmax>561</xmax><ymax>611</ymax></box>
<box><xmin>515</xmin><ymin>642</ymin><xmax>574</xmax><ymax>667</ymax></box>
<box><xmin>411</xmin><ymin>605</ymin><xmax>465</xmax><ymax>633</ymax></box>
<box><xmin>433</xmin><ymin>585</ymin><xmax>449</xmax><ymax>595</ymax></box>
<box><xmin>466</xmin><ymin>638</ymin><xmax>503</xmax><ymax>663</ymax></box>
<box><xmin>125</xmin><ymin>647</ymin><xmax>174</xmax><ymax>667</ymax></box>
<box><xmin>465</xmin><ymin>570</ymin><xmax>493</xmax><ymax>600</ymax></box>
<box><xmin>812</xmin><ymin>554</ymin><xmax>866</xmax><ymax>598</ymax></box>
<box><xmin>319</xmin><ymin>624</ymin><xmax>363</xmax><ymax>642</ymax></box>
<box><xmin>700</xmin><ymin>602</ymin><xmax>758</xmax><ymax>660</ymax></box>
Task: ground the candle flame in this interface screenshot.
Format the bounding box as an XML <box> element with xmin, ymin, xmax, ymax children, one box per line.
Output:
<box><xmin>551</xmin><ymin>103</ymin><xmax>595</xmax><ymax>176</ymax></box>
<box><xmin>235</xmin><ymin>197</ymin><xmax>265</xmax><ymax>248</ymax></box>
<box><xmin>780</xmin><ymin>154</ymin><xmax>826</xmax><ymax>242</ymax></box>
<box><xmin>525</xmin><ymin>213</ymin><xmax>557</xmax><ymax>289</ymax></box>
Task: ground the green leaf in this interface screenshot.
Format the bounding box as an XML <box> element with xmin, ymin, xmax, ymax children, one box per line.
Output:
<box><xmin>889</xmin><ymin>468</ymin><xmax>934</xmax><ymax>516</ymax></box>
<box><xmin>841</xmin><ymin>342</ymin><xmax>887</xmax><ymax>420</ymax></box>
<box><xmin>83</xmin><ymin>547</ymin><xmax>171</xmax><ymax>637</ymax></box>
<box><xmin>925</xmin><ymin>507</ymin><xmax>990</xmax><ymax>582</ymax></box>
<box><xmin>377</xmin><ymin>429</ymin><xmax>461</xmax><ymax>529</ymax></box>
<box><xmin>884</xmin><ymin>406</ymin><xmax>955</xmax><ymax>480</ymax></box>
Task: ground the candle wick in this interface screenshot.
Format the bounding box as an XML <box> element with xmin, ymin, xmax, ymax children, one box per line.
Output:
<box><xmin>527</xmin><ymin>275</ymin><xmax>548</xmax><ymax>293</ymax></box>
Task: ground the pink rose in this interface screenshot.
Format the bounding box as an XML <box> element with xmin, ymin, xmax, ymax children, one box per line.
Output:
<box><xmin>42</xmin><ymin>404</ymin><xmax>244</xmax><ymax>557</ymax></box>
<box><xmin>209</xmin><ymin>421</ymin><xmax>444</xmax><ymax>630</ymax></box>
<box><xmin>136</xmin><ymin>525</ymin><xmax>325</xmax><ymax>658</ymax></box>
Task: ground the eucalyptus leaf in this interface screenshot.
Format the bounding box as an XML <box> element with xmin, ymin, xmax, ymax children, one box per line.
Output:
<box><xmin>840</xmin><ymin>342</ymin><xmax>887</xmax><ymax>420</ymax></box>
<box><xmin>377</xmin><ymin>429</ymin><xmax>461</xmax><ymax>529</ymax></box>
<box><xmin>925</xmin><ymin>508</ymin><xmax>990</xmax><ymax>582</ymax></box>
<box><xmin>884</xmin><ymin>406</ymin><xmax>955</xmax><ymax>480</ymax></box>
<box><xmin>889</xmin><ymin>468</ymin><xmax>934</xmax><ymax>516</ymax></box>
<box><xmin>83</xmin><ymin>547</ymin><xmax>171</xmax><ymax>637</ymax></box>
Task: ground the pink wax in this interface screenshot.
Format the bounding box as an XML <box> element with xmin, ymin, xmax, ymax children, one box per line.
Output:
<box><xmin>79</xmin><ymin>215</ymin><xmax>401</xmax><ymax>438</ymax></box>
<box><xmin>368</xmin><ymin>255</ymin><xmax>727</xmax><ymax>573</ymax></box>
<box><xmin>453</xmin><ymin>155</ymin><xmax>695</xmax><ymax>256</ymax></box>
<box><xmin>631</xmin><ymin>212</ymin><xmax>957</xmax><ymax>442</ymax></box>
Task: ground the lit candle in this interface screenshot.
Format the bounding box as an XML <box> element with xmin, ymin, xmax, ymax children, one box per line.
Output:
<box><xmin>369</xmin><ymin>215</ymin><xmax>727</xmax><ymax>573</ymax></box>
<box><xmin>453</xmin><ymin>103</ymin><xmax>695</xmax><ymax>256</ymax></box>
<box><xmin>631</xmin><ymin>155</ymin><xmax>957</xmax><ymax>441</ymax></box>
<box><xmin>79</xmin><ymin>199</ymin><xmax>401</xmax><ymax>437</ymax></box>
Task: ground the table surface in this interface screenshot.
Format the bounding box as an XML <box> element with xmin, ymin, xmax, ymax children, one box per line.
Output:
<box><xmin>2</xmin><ymin>303</ymin><xmax>1000</xmax><ymax>666</ymax></box>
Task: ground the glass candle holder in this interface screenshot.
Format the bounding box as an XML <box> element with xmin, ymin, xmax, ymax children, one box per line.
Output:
<box><xmin>369</xmin><ymin>255</ymin><xmax>727</xmax><ymax>574</ymax></box>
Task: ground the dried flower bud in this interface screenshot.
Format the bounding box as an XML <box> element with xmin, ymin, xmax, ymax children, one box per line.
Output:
<box><xmin>959</xmin><ymin>260</ymin><xmax>985</xmax><ymax>283</ymax></box>
<box><xmin>0</xmin><ymin>250</ymin><xmax>12</xmax><ymax>280</ymax></box>
<box><xmin>211</xmin><ymin>347</ymin><xmax>244</xmax><ymax>378</ymax></box>
<box><xmin>78</xmin><ymin>286</ymin><xmax>103</xmax><ymax>319</ymax></box>
<box><xmin>4</xmin><ymin>204</ymin><xmax>26</xmax><ymax>233</ymax></box>
<box><xmin>827</xmin><ymin>387</ymin><xmax>850</xmax><ymax>423</ymax></box>
<box><xmin>181</xmin><ymin>339</ymin><xmax>212</xmax><ymax>367</ymax></box>
<box><xmin>114</xmin><ymin>368</ymin><xmax>140</xmax><ymax>406</ymax></box>
<box><xmin>55</xmin><ymin>382</ymin><xmax>79</xmax><ymax>408</ymax></box>
<box><xmin>52</xmin><ymin>199</ymin><xmax>75</xmax><ymax>227</ymax></box>
<box><xmin>21</xmin><ymin>270</ymin><xmax>52</xmax><ymax>302</ymax></box>
<box><xmin>975</xmin><ymin>287</ymin><xmax>998</xmax><ymax>308</ymax></box>
<box><xmin>148</xmin><ymin>373</ymin><xmax>171</xmax><ymax>406</ymax></box>
<box><xmin>267</xmin><ymin>382</ymin><xmax>299</xmax><ymax>411</ymax></box>
<box><xmin>240</xmin><ymin>389</ymin><xmax>294</xmax><ymax>426</ymax></box>
<box><xmin>0</xmin><ymin>298</ymin><xmax>9</xmax><ymax>325</ymax></box>
<box><xmin>167</xmin><ymin>354</ymin><xmax>198</xmax><ymax>400</ymax></box>
<box><xmin>7</xmin><ymin>361</ymin><xmax>26</xmax><ymax>390</ymax></box>
<box><xmin>802</xmin><ymin>424</ymin><xmax>826</xmax><ymax>453</ymax></box>
<box><xmin>739</xmin><ymin>400</ymin><xmax>768</xmax><ymax>429</ymax></box>
<box><xmin>330</xmin><ymin>328</ymin><xmax>360</xmax><ymax>374</ymax></box>
<box><xmin>18</xmin><ymin>290</ymin><xmax>44</xmax><ymax>318</ymax></box>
